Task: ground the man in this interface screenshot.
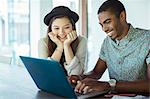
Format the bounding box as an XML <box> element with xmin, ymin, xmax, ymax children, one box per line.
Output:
<box><xmin>69</xmin><ymin>0</ymin><xmax>150</xmax><ymax>95</ymax></box>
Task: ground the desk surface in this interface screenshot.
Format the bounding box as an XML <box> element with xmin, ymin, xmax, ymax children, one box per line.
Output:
<box><xmin>0</xmin><ymin>63</ymin><xmax>109</xmax><ymax>99</ymax></box>
<box><xmin>0</xmin><ymin>63</ymin><xmax>67</xmax><ymax>99</ymax></box>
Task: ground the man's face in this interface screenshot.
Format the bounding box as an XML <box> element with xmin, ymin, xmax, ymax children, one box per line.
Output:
<box><xmin>98</xmin><ymin>11</ymin><xmax>123</xmax><ymax>39</ymax></box>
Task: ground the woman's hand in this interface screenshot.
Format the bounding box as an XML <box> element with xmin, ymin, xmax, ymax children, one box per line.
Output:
<box><xmin>64</xmin><ymin>30</ymin><xmax>77</xmax><ymax>46</ymax></box>
<box><xmin>48</xmin><ymin>32</ymin><xmax>63</xmax><ymax>48</ymax></box>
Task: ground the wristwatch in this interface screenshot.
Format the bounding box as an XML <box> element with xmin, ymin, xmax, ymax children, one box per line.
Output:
<box><xmin>108</xmin><ymin>79</ymin><xmax>117</xmax><ymax>93</ymax></box>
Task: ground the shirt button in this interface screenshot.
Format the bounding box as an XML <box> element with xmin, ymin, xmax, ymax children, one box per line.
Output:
<box><xmin>118</xmin><ymin>61</ymin><xmax>123</xmax><ymax>64</ymax></box>
<box><xmin>118</xmin><ymin>61</ymin><xmax>121</xmax><ymax>64</ymax></box>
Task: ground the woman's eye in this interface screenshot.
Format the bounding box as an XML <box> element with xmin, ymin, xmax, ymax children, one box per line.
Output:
<box><xmin>65</xmin><ymin>27</ymin><xmax>70</xmax><ymax>29</ymax></box>
<box><xmin>54</xmin><ymin>28</ymin><xmax>59</xmax><ymax>30</ymax></box>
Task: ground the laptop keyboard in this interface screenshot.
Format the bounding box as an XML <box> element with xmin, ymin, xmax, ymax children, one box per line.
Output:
<box><xmin>75</xmin><ymin>92</ymin><xmax>85</xmax><ymax>96</ymax></box>
<box><xmin>75</xmin><ymin>90</ymin><xmax>109</xmax><ymax>99</ymax></box>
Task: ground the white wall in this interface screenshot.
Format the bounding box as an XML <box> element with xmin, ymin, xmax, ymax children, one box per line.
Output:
<box><xmin>40</xmin><ymin>0</ymin><xmax>52</xmax><ymax>38</ymax></box>
<box><xmin>30</xmin><ymin>0</ymin><xmax>40</xmax><ymax>57</ymax></box>
<box><xmin>30</xmin><ymin>0</ymin><xmax>52</xmax><ymax>57</ymax></box>
<box><xmin>121</xmin><ymin>0</ymin><xmax>150</xmax><ymax>30</ymax></box>
<box><xmin>87</xmin><ymin>0</ymin><xmax>106</xmax><ymax>72</ymax></box>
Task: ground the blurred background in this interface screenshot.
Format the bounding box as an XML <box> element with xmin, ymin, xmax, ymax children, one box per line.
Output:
<box><xmin>0</xmin><ymin>0</ymin><xmax>150</xmax><ymax>80</ymax></box>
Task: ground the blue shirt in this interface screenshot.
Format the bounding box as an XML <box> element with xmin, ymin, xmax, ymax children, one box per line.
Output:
<box><xmin>99</xmin><ymin>24</ymin><xmax>150</xmax><ymax>81</ymax></box>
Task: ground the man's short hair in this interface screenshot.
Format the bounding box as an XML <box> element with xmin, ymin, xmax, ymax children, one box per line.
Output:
<box><xmin>97</xmin><ymin>0</ymin><xmax>126</xmax><ymax>18</ymax></box>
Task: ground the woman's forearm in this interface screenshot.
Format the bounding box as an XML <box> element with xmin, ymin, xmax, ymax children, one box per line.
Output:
<box><xmin>51</xmin><ymin>47</ymin><xmax>63</xmax><ymax>62</ymax></box>
<box><xmin>64</xmin><ymin>45</ymin><xmax>74</xmax><ymax>64</ymax></box>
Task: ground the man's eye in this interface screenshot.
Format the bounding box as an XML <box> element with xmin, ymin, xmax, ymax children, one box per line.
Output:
<box><xmin>106</xmin><ymin>20</ymin><xmax>110</xmax><ymax>24</ymax></box>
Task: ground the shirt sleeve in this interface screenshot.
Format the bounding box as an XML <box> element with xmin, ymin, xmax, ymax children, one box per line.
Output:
<box><xmin>38</xmin><ymin>37</ymin><xmax>49</xmax><ymax>58</ymax></box>
<box><xmin>64</xmin><ymin>36</ymin><xmax>87</xmax><ymax>76</ymax></box>
<box><xmin>146</xmin><ymin>31</ymin><xmax>150</xmax><ymax>65</ymax></box>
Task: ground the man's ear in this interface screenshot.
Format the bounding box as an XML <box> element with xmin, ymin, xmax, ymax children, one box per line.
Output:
<box><xmin>120</xmin><ymin>11</ymin><xmax>126</xmax><ymax>22</ymax></box>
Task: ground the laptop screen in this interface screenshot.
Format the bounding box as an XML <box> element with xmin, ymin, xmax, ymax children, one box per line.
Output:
<box><xmin>20</xmin><ymin>56</ymin><xmax>76</xmax><ymax>98</ymax></box>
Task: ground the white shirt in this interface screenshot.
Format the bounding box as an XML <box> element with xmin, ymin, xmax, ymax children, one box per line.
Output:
<box><xmin>38</xmin><ymin>36</ymin><xmax>87</xmax><ymax>76</ymax></box>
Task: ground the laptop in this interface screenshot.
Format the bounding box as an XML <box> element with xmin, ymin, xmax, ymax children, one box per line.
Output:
<box><xmin>20</xmin><ymin>56</ymin><xmax>109</xmax><ymax>99</ymax></box>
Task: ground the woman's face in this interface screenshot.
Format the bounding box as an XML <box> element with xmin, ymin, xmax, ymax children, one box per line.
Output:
<box><xmin>51</xmin><ymin>17</ymin><xmax>73</xmax><ymax>42</ymax></box>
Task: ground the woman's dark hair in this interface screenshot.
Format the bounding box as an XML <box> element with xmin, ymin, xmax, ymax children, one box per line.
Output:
<box><xmin>47</xmin><ymin>15</ymin><xmax>79</xmax><ymax>74</ymax></box>
<box><xmin>97</xmin><ymin>0</ymin><xmax>126</xmax><ymax>18</ymax></box>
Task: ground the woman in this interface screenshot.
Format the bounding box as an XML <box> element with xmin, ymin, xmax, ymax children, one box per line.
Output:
<box><xmin>38</xmin><ymin>6</ymin><xmax>87</xmax><ymax>76</ymax></box>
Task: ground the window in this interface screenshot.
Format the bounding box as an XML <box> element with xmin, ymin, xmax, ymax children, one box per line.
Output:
<box><xmin>0</xmin><ymin>0</ymin><xmax>30</xmax><ymax>65</ymax></box>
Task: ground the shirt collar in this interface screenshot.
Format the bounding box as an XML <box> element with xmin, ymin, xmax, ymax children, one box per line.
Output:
<box><xmin>114</xmin><ymin>24</ymin><xmax>135</xmax><ymax>46</ymax></box>
<box><xmin>116</xmin><ymin>24</ymin><xmax>135</xmax><ymax>41</ymax></box>
<box><xmin>125</xmin><ymin>24</ymin><xmax>135</xmax><ymax>40</ymax></box>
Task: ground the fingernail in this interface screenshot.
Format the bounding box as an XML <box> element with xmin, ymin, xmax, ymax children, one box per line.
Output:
<box><xmin>74</xmin><ymin>89</ymin><xmax>78</xmax><ymax>92</ymax></box>
<box><xmin>77</xmin><ymin>81</ymin><xmax>80</xmax><ymax>84</ymax></box>
<box><xmin>72</xmin><ymin>80</ymin><xmax>75</xmax><ymax>83</ymax></box>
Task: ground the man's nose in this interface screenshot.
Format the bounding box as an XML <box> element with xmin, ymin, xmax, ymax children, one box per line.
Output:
<box><xmin>102</xmin><ymin>25</ymin><xmax>109</xmax><ymax>33</ymax></box>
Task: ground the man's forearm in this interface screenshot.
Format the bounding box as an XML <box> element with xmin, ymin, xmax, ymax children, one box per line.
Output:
<box><xmin>81</xmin><ymin>71</ymin><xmax>102</xmax><ymax>80</ymax></box>
<box><xmin>115</xmin><ymin>80</ymin><xmax>150</xmax><ymax>95</ymax></box>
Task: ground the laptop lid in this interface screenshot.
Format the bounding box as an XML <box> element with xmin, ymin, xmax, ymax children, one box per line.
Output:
<box><xmin>20</xmin><ymin>56</ymin><xmax>76</xmax><ymax>98</ymax></box>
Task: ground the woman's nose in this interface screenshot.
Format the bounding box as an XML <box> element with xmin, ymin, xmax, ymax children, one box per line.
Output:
<box><xmin>59</xmin><ymin>29</ymin><xmax>65</xmax><ymax>35</ymax></box>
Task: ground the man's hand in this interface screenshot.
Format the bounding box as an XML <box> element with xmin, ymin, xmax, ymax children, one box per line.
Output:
<box><xmin>64</xmin><ymin>31</ymin><xmax>77</xmax><ymax>46</ymax></box>
<box><xmin>74</xmin><ymin>78</ymin><xmax>110</xmax><ymax>94</ymax></box>
<box><xmin>68</xmin><ymin>75</ymin><xmax>81</xmax><ymax>86</ymax></box>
